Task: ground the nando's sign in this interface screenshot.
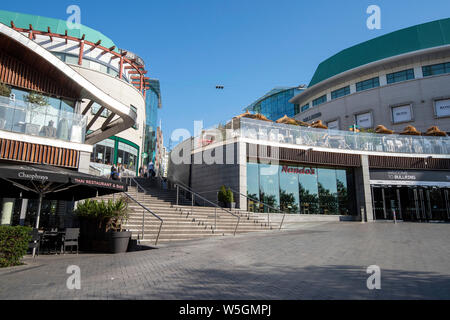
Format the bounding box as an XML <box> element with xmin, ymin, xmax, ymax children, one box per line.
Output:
<box><xmin>281</xmin><ymin>166</ymin><xmax>316</xmax><ymax>175</ymax></box>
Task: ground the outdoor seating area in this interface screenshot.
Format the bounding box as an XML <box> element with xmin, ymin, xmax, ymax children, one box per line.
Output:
<box><xmin>28</xmin><ymin>228</ymin><xmax>80</xmax><ymax>256</ymax></box>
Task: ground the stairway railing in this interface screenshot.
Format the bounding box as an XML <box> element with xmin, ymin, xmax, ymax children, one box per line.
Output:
<box><xmin>174</xmin><ymin>182</ymin><xmax>241</xmax><ymax>236</ymax></box>
<box><xmin>120</xmin><ymin>177</ymin><xmax>164</xmax><ymax>245</ymax></box>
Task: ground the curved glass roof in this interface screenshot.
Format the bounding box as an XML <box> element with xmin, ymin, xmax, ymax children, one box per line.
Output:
<box><xmin>0</xmin><ymin>9</ymin><xmax>118</xmax><ymax>52</ymax></box>
<box><xmin>245</xmin><ymin>87</ymin><xmax>299</xmax><ymax>112</ymax></box>
<box><xmin>309</xmin><ymin>18</ymin><xmax>450</xmax><ymax>87</ymax></box>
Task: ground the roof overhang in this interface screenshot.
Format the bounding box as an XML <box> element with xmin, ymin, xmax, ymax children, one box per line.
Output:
<box><xmin>0</xmin><ymin>22</ymin><xmax>137</xmax><ymax>145</ymax></box>
<box><xmin>290</xmin><ymin>44</ymin><xmax>450</xmax><ymax>105</ymax></box>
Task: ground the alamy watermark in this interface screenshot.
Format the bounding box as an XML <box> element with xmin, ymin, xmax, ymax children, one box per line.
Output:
<box><xmin>367</xmin><ymin>5</ymin><xmax>381</xmax><ymax>30</ymax></box>
<box><xmin>66</xmin><ymin>265</ymin><xmax>81</xmax><ymax>290</ymax></box>
<box><xmin>366</xmin><ymin>265</ymin><xmax>381</xmax><ymax>290</ymax></box>
<box><xmin>66</xmin><ymin>5</ymin><xmax>81</xmax><ymax>30</ymax></box>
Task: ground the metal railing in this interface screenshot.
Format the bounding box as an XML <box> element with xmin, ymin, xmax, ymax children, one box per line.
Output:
<box><xmin>120</xmin><ymin>177</ymin><xmax>164</xmax><ymax>246</ymax></box>
<box><xmin>226</xmin><ymin>187</ymin><xmax>287</xmax><ymax>231</ymax></box>
<box><xmin>173</xmin><ymin>182</ymin><xmax>241</xmax><ymax>236</ymax></box>
<box><xmin>190</xmin><ymin>187</ymin><xmax>287</xmax><ymax>230</ymax></box>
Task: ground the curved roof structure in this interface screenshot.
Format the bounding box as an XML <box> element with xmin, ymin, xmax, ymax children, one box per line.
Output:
<box><xmin>245</xmin><ymin>87</ymin><xmax>304</xmax><ymax>112</ymax></box>
<box><xmin>0</xmin><ymin>9</ymin><xmax>118</xmax><ymax>52</ymax></box>
<box><xmin>309</xmin><ymin>18</ymin><xmax>450</xmax><ymax>87</ymax></box>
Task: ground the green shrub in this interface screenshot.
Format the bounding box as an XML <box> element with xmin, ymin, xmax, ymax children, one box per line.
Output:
<box><xmin>218</xmin><ymin>185</ymin><xmax>227</xmax><ymax>203</ymax></box>
<box><xmin>0</xmin><ymin>226</ymin><xmax>32</xmax><ymax>268</ymax></box>
<box><xmin>226</xmin><ymin>188</ymin><xmax>234</xmax><ymax>203</ymax></box>
<box><xmin>25</xmin><ymin>91</ymin><xmax>49</xmax><ymax>106</ymax></box>
<box><xmin>0</xmin><ymin>82</ymin><xmax>11</xmax><ymax>97</ymax></box>
<box><xmin>75</xmin><ymin>197</ymin><xmax>129</xmax><ymax>232</ymax></box>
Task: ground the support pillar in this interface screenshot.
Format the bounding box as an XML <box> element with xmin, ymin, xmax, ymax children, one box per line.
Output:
<box><xmin>361</xmin><ymin>154</ymin><xmax>374</xmax><ymax>222</ymax></box>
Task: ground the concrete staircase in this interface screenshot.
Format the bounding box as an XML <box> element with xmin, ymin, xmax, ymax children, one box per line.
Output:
<box><xmin>94</xmin><ymin>179</ymin><xmax>275</xmax><ymax>245</ymax></box>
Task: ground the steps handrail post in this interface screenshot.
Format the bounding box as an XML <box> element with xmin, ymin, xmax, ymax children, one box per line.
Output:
<box><xmin>176</xmin><ymin>185</ymin><xmax>179</xmax><ymax>205</ymax></box>
<box><xmin>142</xmin><ymin>208</ymin><xmax>145</xmax><ymax>240</ymax></box>
<box><xmin>215</xmin><ymin>207</ymin><xmax>217</xmax><ymax>231</ymax></box>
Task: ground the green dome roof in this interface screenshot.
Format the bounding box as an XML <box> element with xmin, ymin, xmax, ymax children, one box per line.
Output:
<box><xmin>0</xmin><ymin>9</ymin><xmax>118</xmax><ymax>52</ymax></box>
<box><xmin>309</xmin><ymin>18</ymin><xmax>450</xmax><ymax>87</ymax></box>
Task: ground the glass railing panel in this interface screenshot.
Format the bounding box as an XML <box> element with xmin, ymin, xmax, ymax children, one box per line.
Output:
<box><xmin>0</xmin><ymin>96</ymin><xmax>86</xmax><ymax>144</ymax></box>
<box><xmin>238</xmin><ymin>118</ymin><xmax>449</xmax><ymax>155</ymax></box>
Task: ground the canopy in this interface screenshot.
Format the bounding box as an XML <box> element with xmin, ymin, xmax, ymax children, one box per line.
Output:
<box><xmin>424</xmin><ymin>126</ymin><xmax>448</xmax><ymax>137</ymax></box>
<box><xmin>235</xmin><ymin>111</ymin><xmax>272</xmax><ymax>122</ymax></box>
<box><xmin>399</xmin><ymin>125</ymin><xmax>422</xmax><ymax>136</ymax></box>
<box><xmin>311</xmin><ymin>120</ymin><xmax>328</xmax><ymax>129</ymax></box>
<box><xmin>375</xmin><ymin>125</ymin><xmax>394</xmax><ymax>135</ymax></box>
<box><xmin>0</xmin><ymin>164</ymin><xmax>127</xmax><ymax>201</ymax></box>
<box><xmin>276</xmin><ymin>115</ymin><xmax>310</xmax><ymax>127</ymax></box>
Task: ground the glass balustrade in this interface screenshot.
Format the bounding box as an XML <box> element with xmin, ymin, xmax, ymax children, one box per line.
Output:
<box><xmin>192</xmin><ymin>118</ymin><xmax>449</xmax><ymax>156</ymax></box>
<box><xmin>0</xmin><ymin>95</ymin><xmax>86</xmax><ymax>144</ymax></box>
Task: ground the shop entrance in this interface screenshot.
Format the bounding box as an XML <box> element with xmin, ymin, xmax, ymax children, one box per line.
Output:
<box><xmin>371</xmin><ymin>186</ymin><xmax>450</xmax><ymax>222</ymax></box>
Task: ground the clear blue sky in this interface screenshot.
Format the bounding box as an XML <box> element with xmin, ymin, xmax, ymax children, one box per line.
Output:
<box><xmin>2</xmin><ymin>0</ymin><xmax>450</xmax><ymax>148</ymax></box>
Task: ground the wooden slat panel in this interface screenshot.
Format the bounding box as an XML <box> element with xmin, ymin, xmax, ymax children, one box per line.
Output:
<box><xmin>0</xmin><ymin>138</ymin><xmax>79</xmax><ymax>168</ymax></box>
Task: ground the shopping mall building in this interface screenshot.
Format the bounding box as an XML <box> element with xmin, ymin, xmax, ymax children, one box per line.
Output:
<box><xmin>291</xmin><ymin>18</ymin><xmax>450</xmax><ymax>133</ymax></box>
<box><xmin>0</xmin><ymin>10</ymin><xmax>158</xmax><ymax>227</ymax></box>
<box><xmin>169</xmin><ymin>18</ymin><xmax>450</xmax><ymax>223</ymax></box>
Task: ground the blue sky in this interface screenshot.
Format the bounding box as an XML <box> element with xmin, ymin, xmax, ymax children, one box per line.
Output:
<box><xmin>2</xmin><ymin>0</ymin><xmax>450</xmax><ymax>148</ymax></box>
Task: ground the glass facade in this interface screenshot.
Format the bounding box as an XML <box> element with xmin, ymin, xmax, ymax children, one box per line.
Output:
<box><xmin>90</xmin><ymin>137</ymin><xmax>140</xmax><ymax>175</ymax></box>
<box><xmin>247</xmin><ymin>162</ymin><xmax>355</xmax><ymax>215</ymax></box>
<box><xmin>247</xmin><ymin>88</ymin><xmax>304</xmax><ymax>121</ymax></box>
<box><xmin>422</xmin><ymin>62</ymin><xmax>450</xmax><ymax>77</ymax></box>
<box><xmin>143</xmin><ymin>80</ymin><xmax>160</xmax><ymax>164</ymax></box>
<box><xmin>312</xmin><ymin>95</ymin><xmax>327</xmax><ymax>106</ymax></box>
<box><xmin>356</xmin><ymin>77</ymin><xmax>380</xmax><ymax>92</ymax></box>
<box><xmin>386</xmin><ymin>69</ymin><xmax>415</xmax><ymax>84</ymax></box>
<box><xmin>0</xmin><ymin>86</ymin><xmax>85</xmax><ymax>143</ymax></box>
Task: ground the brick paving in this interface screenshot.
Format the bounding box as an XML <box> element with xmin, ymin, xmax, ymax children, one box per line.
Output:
<box><xmin>0</xmin><ymin>221</ymin><xmax>449</xmax><ymax>300</ymax></box>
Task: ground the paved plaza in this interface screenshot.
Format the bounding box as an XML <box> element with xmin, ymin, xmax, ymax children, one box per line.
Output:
<box><xmin>0</xmin><ymin>221</ymin><xmax>449</xmax><ymax>300</ymax></box>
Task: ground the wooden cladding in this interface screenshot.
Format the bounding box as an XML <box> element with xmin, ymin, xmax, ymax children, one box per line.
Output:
<box><xmin>0</xmin><ymin>138</ymin><xmax>79</xmax><ymax>168</ymax></box>
<box><xmin>369</xmin><ymin>155</ymin><xmax>450</xmax><ymax>170</ymax></box>
<box><xmin>247</xmin><ymin>144</ymin><xmax>450</xmax><ymax>170</ymax></box>
<box><xmin>0</xmin><ymin>50</ymin><xmax>78</xmax><ymax>99</ymax></box>
<box><xmin>247</xmin><ymin>144</ymin><xmax>361</xmax><ymax>167</ymax></box>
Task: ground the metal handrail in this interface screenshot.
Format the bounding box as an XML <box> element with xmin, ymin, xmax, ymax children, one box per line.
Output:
<box><xmin>122</xmin><ymin>177</ymin><xmax>164</xmax><ymax>246</ymax></box>
<box><xmin>173</xmin><ymin>182</ymin><xmax>241</xmax><ymax>236</ymax></box>
<box><xmin>221</xmin><ymin>187</ymin><xmax>287</xmax><ymax>231</ymax></box>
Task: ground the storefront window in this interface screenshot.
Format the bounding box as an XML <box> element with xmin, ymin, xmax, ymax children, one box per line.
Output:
<box><xmin>92</xmin><ymin>139</ymin><xmax>115</xmax><ymax>165</ymax></box>
<box><xmin>118</xmin><ymin>142</ymin><xmax>138</xmax><ymax>172</ymax></box>
<box><xmin>259</xmin><ymin>164</ymin><xmax>280</xmax><ymax>211</ymax></box>
<box><xmin>247</xmin><ymin>163</ymin><xmax>354</xmax><ymax>215</ymax></box>
<box><xmin>279</xmin><ymin>166</ymin><xmax>300</xmax><ymax>213</ymax></box>
<box><xmin>318</xmin><ymin>168</ymin><xmax>339</xmax><ymax>215</ymax></box>
<box><xmin>299</xmin><ymin>167</ymin><xmax>319</xmax><ymax>214</ymax></box>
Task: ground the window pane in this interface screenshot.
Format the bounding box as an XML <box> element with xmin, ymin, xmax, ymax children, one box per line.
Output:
<box><xmin>247</xmin><ymin>162</ymin><xmax>260</xmax><ymax>212</ymax></box>
<box><xmin>336</xmin><ymin>170</ymin><xmax>350</xmax><ymax>215</ymax></box>
<box><xmin>259</xmin><ymin>164</ymin><xmax>280</xmax><ymax>211</ymax></box>
<box><xmin>299</xmin><ymin>167</ymin><xmax>319</xmax><ymax>214</ymax></box>
<box><xmin>279</xmin><ymin>166</ymin><xmax>300</xmax><ymax>213</ymax></box>
<box><xmin>318</xmin><ymin>168</ymin><xmax>338</xmax><ymax>215</ymax></box>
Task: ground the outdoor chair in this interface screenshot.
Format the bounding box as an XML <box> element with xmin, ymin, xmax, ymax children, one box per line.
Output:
<box><xmin>28</xmin><ymin>228</ymin><xmax>41</xmax><ymax>257</ymax></box>
<box><xmin>62</xmin><ymin>228</ymin><xmax>80</xmax><ymax>254</ymax></box>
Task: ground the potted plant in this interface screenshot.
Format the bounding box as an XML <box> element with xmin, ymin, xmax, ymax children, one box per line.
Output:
<box><xmin>105</xmin><ymin>198</ymin><xmax>132</xmax><ymax>254</ymax></box>
<box><xmin>25</xmin><ymin>91</ymin><xmax>49</xmax><ymax>106</ymax></box>
<box><xmin>217</xmin><ymin>185</ymin><xmax>227</xmax><ymax>207</ymax></box>
<box><xmin>0</xmin><ymin>82</ymin><xmax>11</xmax><ymax>97</ymax></box>
<box><xmin>75</xmin><ymin>198</ymin><xmax>131</xmax><ymax>253</ymax></box>
<box><xmin>226</xmin><ymin>188</ymin><xmax>236</xmax><ymax>209</ymax></box>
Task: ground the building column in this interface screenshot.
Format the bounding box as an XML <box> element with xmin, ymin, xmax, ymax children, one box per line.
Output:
<box><xmin>360</xmin><ymin>155</ymin><xmax>374</xmax><ymax>222</ymax></box>
<box><xmin>1</xmin><ymin>198</ymin><xmax>15</xmax><ymax>226</ymax></box>
<box><xmin>78</xmin><ymin>151</ymin><xmax>91</xmax><ymax>174</ymax></box>
<box><xmin>19</xmin><ymin>199</ymin><xmax>28</xmax><ymax>226</ymax></box>
<box><xmin>238</xmin><ymin>141</ymin><xmax>247</xmax><ymax>211</ymax></box>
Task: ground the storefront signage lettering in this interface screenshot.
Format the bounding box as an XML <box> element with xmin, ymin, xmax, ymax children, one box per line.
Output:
<box><xmin>18</xmin><ymin>172</ymin><xmax>49</xmax><ymax>182</ymax></box>
<box><xmin>387</xmin><ymin>171</ymin><xmax>417</xmax><ymax>180</ymax></box>
<box><xmin>73</xmin><ymin>178</ymin><xmax>125</xmax><ymax>190</ymax></box>
<box><xmin>303</xmin><ymin>113</ymin><xmax>322</xmax><ymax>122</ymax></box>
<box><xmin>281</xmin><ymin>166</ymin><xmax>315</xmax><ymax>175</ymax></box>
<box><xmin>435</xmin><ymin>99</ymin><xmax>450</xmax><ymax>117</ymax></box>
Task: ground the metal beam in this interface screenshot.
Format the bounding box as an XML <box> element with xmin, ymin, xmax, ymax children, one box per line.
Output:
<box><xmin>82</xmin><ymin>100</ymin><xmax>95</xmax><ymax>116</ymax></box>
<box><xmin>86</xmin><ymin>106</ymin><xmax>106</xmax><ymax>131</ymax></box>
<box><xmin>101</xmin><ymin>112</ymin><xmax>116</xmax><ymax>130</ymax></box>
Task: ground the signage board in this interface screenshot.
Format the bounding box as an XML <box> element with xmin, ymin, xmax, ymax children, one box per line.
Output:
<box><xmin>435</xmin><ymin>99</ymin><xmax>450</xmax><ymax>118</ymax></box>
<box><xmin>392</xmin><ymin>104</ymin><xmax>412</xmax><ymax>123</ymax></box>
